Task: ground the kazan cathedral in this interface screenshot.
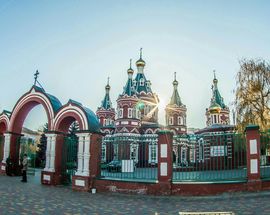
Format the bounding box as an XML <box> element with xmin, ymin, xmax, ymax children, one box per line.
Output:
<box><xmin>96</xmin><ymin>50</ymin><xmax>232</xmax><ymax>167</ymax></box>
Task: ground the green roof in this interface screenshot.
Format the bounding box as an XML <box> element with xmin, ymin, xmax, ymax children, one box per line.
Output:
<box><xmin>211</xmin><ymin>78</ymin><xmax>226</xmax><ymax>109</ymax></box>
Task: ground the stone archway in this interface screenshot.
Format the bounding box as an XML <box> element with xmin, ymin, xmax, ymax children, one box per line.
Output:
<box><xmin>41</xmin><ymin>100</ymin><xmax>100</xmax><ymax>187</ymax></box>
<box><xmin>1</xmin><ymin>84</ymin><xmax>102</xmax><ymax>190</ymax></box>
<box><xmin>1</xmin><ymin>86</ymin><xmax>61</xmax><ymax>175</ymax></box>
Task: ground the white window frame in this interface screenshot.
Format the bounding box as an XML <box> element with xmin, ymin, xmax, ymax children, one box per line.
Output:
<box><xmin>181</xmin><ymin>147</ymin><xmax>187</xmax><ymax>163</ymax></box>
<box><xmin>128</xmin><ymin>108</ymin><xmax>133</xmax><ymax>118</ymax></box>
<box><xmin>189</xmin><ymin>147</ymin><xmax>195</xmax><ymax>163</ymax></box>
<box><xmin>198</xmin><ymin>138</ymin><xmax>204</xmax><ymax>161</ymax></box>
<box><xmin>118</xmin><ymin>108</ymin><xmax>123</xmax><ymax>118</ymax></box>
<box><xmin>136</xmin><ymin>110</ymin><xmax>141</xmax><ymax>119</ymax></box>
<box><xmin>178</xmin><ymin>116</ymin><xmax>182</xmax><ymax>125</ymax></box>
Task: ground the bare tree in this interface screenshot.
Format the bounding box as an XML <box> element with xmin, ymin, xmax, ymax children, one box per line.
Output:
<box><xmin>234</xmin><ymin>59</ymin><xmax>270</xmax><ymax>131</ymax></box>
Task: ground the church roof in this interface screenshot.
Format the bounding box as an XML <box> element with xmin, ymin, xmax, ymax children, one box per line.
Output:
<box><xmin>169</xmin><ymin>73</ymin><xmax>182</xmax><ymax>107</ymax></box>
<box><xmin>100</xmin><ymin>79</ymin><xmax>113</xmax><ymax>109</ymax></box>
<box><xmin>33</xmin><ymin>85</ymin><xmax>62</xmax><ymax>112</ymax></box>
<box><xmin>134</xmin><ymin>73</ymin><xmax>152</xmax><ymax>94</ymax></box>
<box><xmin>210</xmin><ymin>72</ymin><xmax>226</xmax><ymax>109</ymax></box>
<box><xmin>123</xmin><ymin>77</ymin><xmax>135</xmax><ymax>96</ymax></box>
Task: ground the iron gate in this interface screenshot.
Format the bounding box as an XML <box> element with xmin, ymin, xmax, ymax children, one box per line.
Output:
<box><xmin>61</xmin><ymin>135</ymin><xmax>78</xmax><ymax>185</ymax></box>
<box><xmin>19</xmin><ymin>137</ymin><xmax>36</xmax><ymax>175</ymax></box>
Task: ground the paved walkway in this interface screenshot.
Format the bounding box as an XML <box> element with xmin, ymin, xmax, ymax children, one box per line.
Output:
<box><xmin>0</xmin><ymin>174</ymin><xmax>270</xmax><ymax>215</ymax></box>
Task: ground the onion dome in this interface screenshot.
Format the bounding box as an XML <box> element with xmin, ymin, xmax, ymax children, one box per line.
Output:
<box><xmin>213</xmin><ymin>70</ymin><xmax>218</xmax><ymax>85</ymax></box>
<box><xmin>209</xmin><ymin>102</ymin><xmax>221</xmax><ymax>114</ymax></box>
<box><xmin>127</xmin><ymin>59</ymin><xmax>134</xmax><ymax>75</ymax></box>
<box><xmin>105</xmin><ymin>77</ymin><xmax>111</xmax><ymax>92</ymax></box>
<box><xmin>105</xmin><ymin>83</ymin><xmax>110</xmax><ymax>91</ymax></box>
<box><xmin>136</xmin><ymin>48</ymin><xmax>145</xmax><ymax>67</ymax></box>
<box><xmin>173</xmin><ymin>78</ymin><xmax>178</xmax><ymax>86</ymax></box>
<box><xmin>99</xmin><ymin>77</ymin><xmax>113</xmax><ymax>110</ymax></box>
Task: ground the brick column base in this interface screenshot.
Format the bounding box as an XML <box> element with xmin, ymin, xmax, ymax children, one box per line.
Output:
<box><xmin>72</xmin><ymin>175</ymin><xmax>92</xmax><ymax>192</ymax></box>
<box><xmin>0</xmin><ymin>163</ymin><xmax>6</xmax><ymax>175</ymax></box>
<box><xmin>41</xmin><ymin>171</ymin><xmax>61</xmax><ymax>185</ymax></box>
<box><xmin>156</xmin><ymin>182</ymin><xmax>172</xmax><ymax>195</ymax></box>
<box><xmin>247</xmin><ymin>180</ymin><xmax>262</xmax><ymax>191</ymax></box>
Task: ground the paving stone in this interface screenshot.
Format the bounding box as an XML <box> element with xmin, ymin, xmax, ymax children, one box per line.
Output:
<box><xmin>1</xmin><ymin>175</ymin><xmax>270</xmax><ymax>214</ymax></box>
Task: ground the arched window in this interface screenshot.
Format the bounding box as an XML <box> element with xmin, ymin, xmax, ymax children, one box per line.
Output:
<box><xmin>178</xmin><ymin>116</ymin><xmax>182</xmax><ymax>125</ymax></box>
<box><xmin>169</xmin><ymin>116</ymin><xmax>173</xmax><ymax>125</ymax></box>
<box><xmin>118</xmin><ymin>108</ymin><xmax>123</xmax><ymax>118</ymax></box>
<box><xmin>139</xmin><ymin>78</ymin><xmax>145</xmax><ymax>86</ymax></box>
<box><xmin>128</xmin><ymin>108</ymin><xmax>133</xmax><ymax>118</ymax></box>
<box><xmin>199</xmin><ymin>138</ymin><xmax>204</xmax><ymax>161</ymax></box>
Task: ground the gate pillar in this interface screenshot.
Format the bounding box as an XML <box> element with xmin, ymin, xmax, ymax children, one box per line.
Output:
<box><xmin>1</xmin><ymin>132</ymin><xmax>23</xmax><ymax>175</ymax></box>
<box><xmin>41</xmin><ymin>132</ymin><xmax>64</xmax><ymax>185</ymax></box>
<box><xmin>245</xmin><ymin>125</ymin><xmax>262</xmax><ymax>191</ymax></box>
<box><xmin>72</xmin><ymin>132</ymin><xmax>102</xmax><ymax>192</ymax></box>
<box><xmin>157</xmin><ymin>130</ymin><xmax>173</xmax><ymax>195</ymax></box>
<box><xmin>0</xmin><ymin>133</ymin><xmax>11</xmax><ymax>174</ymax></box>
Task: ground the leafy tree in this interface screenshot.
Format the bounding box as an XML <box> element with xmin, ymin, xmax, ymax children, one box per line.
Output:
<box><xmin>36</xmin><ymin>123</ymin><xmax>48</xmax><ymax>168</ymax></box>
<box><xmin>68</xmin><ymin>121</ymin><xmax>79</xmax><ymax>136</ymax></box>
<box><xmin>234</xmin><ymin>59</ymin><xmax>270</xmax><ymax>131</ymax></box>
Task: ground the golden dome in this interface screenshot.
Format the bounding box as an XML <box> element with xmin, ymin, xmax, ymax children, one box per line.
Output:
<box><xmin>136</xmin><ymin>48</ymin><xmax>145</xmax><ymax>67</ymax></box>
<box><xmin>127</xmin><ymin>59</ymin><xmax>134</xmax><ymax>75</ymax></box>
<box><xmin>209</xmin><ymin>103</ymin><xmax>221</xmax><ymax>114</ymax></box>
<box><xmin>136</xmin><ymin>58</ymin><xmax>145</xmax><ymax>67</ymax></box>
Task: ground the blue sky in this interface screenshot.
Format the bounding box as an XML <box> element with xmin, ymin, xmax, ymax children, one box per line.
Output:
<box><xmin>0</xmin><ymin>1</ymin><xmax>269</xmax><ymax>130</ymax></box>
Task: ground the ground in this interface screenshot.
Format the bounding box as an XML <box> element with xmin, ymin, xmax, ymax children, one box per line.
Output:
<box><xmin>0</xmin><ymin>174</ymin><xmax>270</xmax><ymax>215</ymax></box>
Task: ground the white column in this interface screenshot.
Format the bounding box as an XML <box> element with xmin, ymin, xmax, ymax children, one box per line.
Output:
<box><xmin>83</xmin><ymin>134</ymin><xmax>91</xmax><ymax>176</ymax></box>
<box><xmin>44</xmin><ymin>135</ymin><xmax>51</xmax><ymax>171</ymax></box>
<box><xmin>43</xmin><ymin>133</ymin><xmax>56</xmax><ymax>172</ymax></box>
<box><xmin>75</xmin><ymin>134</ymin><xmax>85</xmax><ymax>176</ymax></box>
<box><xmin>75</xmin><ymin>133</ymin><xmax>91</xmax><ymax>176</ymax></box>
<box><xmin>2</xmin><ymin>133</ymin><xmax>11</xmax><ymax>163</ymax></box>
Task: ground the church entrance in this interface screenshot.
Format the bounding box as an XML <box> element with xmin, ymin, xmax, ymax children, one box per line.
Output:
<box><xmin>60</xmin><ymin>134</ymin><xmax>78</xmax><ymax>185</ymax></box>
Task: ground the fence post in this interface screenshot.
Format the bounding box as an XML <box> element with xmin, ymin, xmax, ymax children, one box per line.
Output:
<box><xmin>157</xmin><ymin>130</ymin><xmax>173</xmax><ymax>195</ymax></box>
<box><xmin>245</xmin><ymin>125</ymin><xmax>262</xmax><ymax>190</ymax></box>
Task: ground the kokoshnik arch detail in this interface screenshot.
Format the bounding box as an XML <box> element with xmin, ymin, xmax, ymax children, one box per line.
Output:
<box><xmin>0</xmin><ymin>76</ymin><xmax>101</xmax><ymax>188</ymax></box>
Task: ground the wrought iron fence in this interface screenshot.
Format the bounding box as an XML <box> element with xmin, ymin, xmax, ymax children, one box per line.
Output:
<box><xmin>61</xmin><ymin>135</ymin><xmax>78</xmax><ymax>185</ymax></box>
<box><xmin>260</xmin><ymin>130</ymin><xmax>270</xmax><ymax>179</ymax></box>
<box><xmin>173</xmin><ymin>132</ymin><xmax>247</xmax><ymax>182</ymax></box>
<box><xmin>100</xmin><ymin>134</ymin><xmax>158</xmax><ymax>182</ymax></box>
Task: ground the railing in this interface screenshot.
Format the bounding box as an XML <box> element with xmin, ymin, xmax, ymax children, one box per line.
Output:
<box><xmin>100</xmin><ymin>134</ymin><xmax>158</xmax><ymax>182</ymax></box>
<box><xmin>173</xmin><ymin>133</ymin><xmax>247</xmax><ymax>182</ymax></box>
<box><xmin>260</xmin><ymin>130</ymin><xmax>270</xmax><ymax>179</ymax></box>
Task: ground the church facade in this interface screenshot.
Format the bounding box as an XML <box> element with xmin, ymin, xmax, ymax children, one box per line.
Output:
<box><xmin>96</xmin><ymin>50</ymin><xmax>233</xmax><ymax>168</ymax></box>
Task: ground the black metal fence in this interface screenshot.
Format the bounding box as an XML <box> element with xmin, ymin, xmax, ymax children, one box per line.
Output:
<box><xmin>172</xmin><ymin>132</ymin><xmax>247</xmax><ymax>182</ymax></box>
<box><xmin>100</xmin><ymin>134</ymin><xmax>158</xmax><ymax>182</ymax></box>
<box><xmin>260</xmin><ymin>130</ymin><xmax>270</xmax><ymax>179</ymax></box>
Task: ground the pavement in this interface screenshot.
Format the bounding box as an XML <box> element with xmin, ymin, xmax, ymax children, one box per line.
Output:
<box><xmin>0</xmin><ymin>173</ymin><xmax>270</xmax><ymax>215</ymax></box>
